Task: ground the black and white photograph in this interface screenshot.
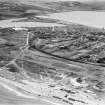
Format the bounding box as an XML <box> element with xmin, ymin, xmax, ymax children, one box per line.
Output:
<box><xmin>0</xmin><ymin>0</ymin><xmax>105</xmax><ymax>105</ymax></box>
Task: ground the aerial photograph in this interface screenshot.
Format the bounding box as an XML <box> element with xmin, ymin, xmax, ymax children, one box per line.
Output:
<box><xmin>0</xmin><ymin>0</ymin><xmax>105</xmax><ymax>105</ymax></box>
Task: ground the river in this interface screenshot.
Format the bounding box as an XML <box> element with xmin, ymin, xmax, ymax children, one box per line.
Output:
<box><xmin>37</xmin><ymin>11</ymin><xmax>105</xmax><ymax>28</ymax></box>
<box><xmin>1</xmin><ymin>11</ymin><xmax>105</xmax><ymax>28</ymax></box>
<box><xmin>0</xmin><ymin>18</ymin><xmax>64</xmax><ymax>28</ymax></box>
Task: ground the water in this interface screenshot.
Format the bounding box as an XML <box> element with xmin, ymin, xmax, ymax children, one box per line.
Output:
<box><xmin>0</xmin><ymin>18</ymin><xmax>64</xmax><ymax>28</ymax></box>
<box><xmin>1</xmin><ymin>11</ymin><xmax>105</xmax><ymax>28</ymax></box>
<box><xmin>38</xmin><ymin>11</ymin><xmax>105</xmax><ymax>28</ymax></box>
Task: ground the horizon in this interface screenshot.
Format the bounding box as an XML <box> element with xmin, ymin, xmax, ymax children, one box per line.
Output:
<box><xmin>1</xmin><ymin>0</ymin><xmax>105</xmax><ymax>2</ymax></box>
<box><xmin>37</xmin><ymin>0</ymin><xmax>105</xmax><ymax>2</ymax></box>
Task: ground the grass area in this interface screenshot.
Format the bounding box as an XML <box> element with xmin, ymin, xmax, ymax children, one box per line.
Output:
<box><xmin>28</xmin><ymin>25</ymin><xmax>105</xmax><ymax>64</ymax></box>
